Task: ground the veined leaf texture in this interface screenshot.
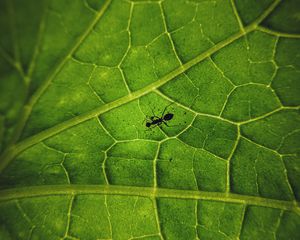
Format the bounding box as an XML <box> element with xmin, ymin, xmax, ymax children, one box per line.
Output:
<box><xmin>0</xmin><ymin>0</ymin><xmax>299</xmax><ymax>239</ymax></box>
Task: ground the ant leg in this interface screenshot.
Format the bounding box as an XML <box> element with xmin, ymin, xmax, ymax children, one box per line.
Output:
<box><xmin>150</xmin><ymin>108</ymin><xmax>160</xmax><ymax>119</ymax></box>
<box><xmin>148</xmin><ymin>124</ymin><xmax>159</xmax><ymax>130</ymax></box>
<box><xmin>163</xmin><ymin>121</ymin><xmax>183</xmax><ymax>128</ymax></box>
<box><xmin>150</xmin><ymin>116</ymin><xmax>159</xmax><ymax>120</ymax></box>
<box><xmin>163</xmin><ymin>121</ymin><xmax>170</xmax><ymax>127</ymax></box>
<box><xmin>142</xmin><ymin>116</ymin><xmax>151</xmax><ymax>124</ymax></box>
<box><xmin>161</xmin><ymin>102</ymin><xmax>174</xmax><ymax>118</ymax></box>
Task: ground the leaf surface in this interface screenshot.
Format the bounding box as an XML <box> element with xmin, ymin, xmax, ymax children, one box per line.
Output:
<box><xmin>0</xmin><ymin>0</ymin><xmax>300</xmax><ymax>239</ymax></box>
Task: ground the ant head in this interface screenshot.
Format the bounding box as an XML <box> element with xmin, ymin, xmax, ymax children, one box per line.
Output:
<box><xmin>146</xmin><ymin>122</ymin><xmax>151</xmax><ymax>128</ymax></box>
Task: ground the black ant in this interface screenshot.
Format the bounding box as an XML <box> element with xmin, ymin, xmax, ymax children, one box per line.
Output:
<box><xmin>145</xmin><ymin>103</ymin><xmax>174</xmax><ymax>128</ymax></box>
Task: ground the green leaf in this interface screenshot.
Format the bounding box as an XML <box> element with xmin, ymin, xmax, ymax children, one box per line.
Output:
<box><xmin>0</xmin><ymin>0</ymin><xmax>300</xmax><ymax>239</ymax></box>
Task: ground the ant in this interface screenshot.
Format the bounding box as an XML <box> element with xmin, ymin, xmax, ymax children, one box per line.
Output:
<box><xmin>145</xmin><ymin>103</ymin><xmax>174</xmax><ymax>128</ymax></box>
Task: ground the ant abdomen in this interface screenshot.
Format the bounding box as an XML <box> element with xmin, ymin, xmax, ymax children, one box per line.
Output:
<box><xmin>163</xmin><ymin>113</ymin><xmax>173</xmax><ymax>121</ymax></box>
